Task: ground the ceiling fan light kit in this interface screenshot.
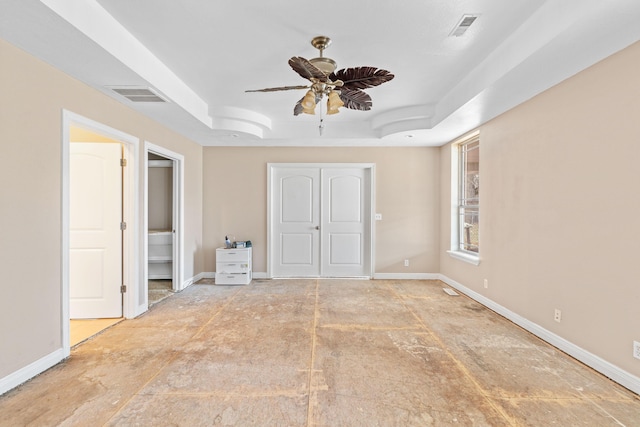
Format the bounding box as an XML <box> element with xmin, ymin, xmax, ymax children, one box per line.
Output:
<box><xmin>301</xmin><ymin>90</ymin><xmax>317</xmax><ymax>114</ymax></box>
<box><xmin>246</xmin><ymin>35</ymin><xmax>394</xmax><ymax>127</ymax></box>
<box><xmin>327</xmin><ymin>90</ymin><xmax>344</xmax><ymax>115</ymax></box>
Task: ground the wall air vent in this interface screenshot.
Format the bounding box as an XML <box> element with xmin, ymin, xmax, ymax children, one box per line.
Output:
<box><xmin>449</xmin><ymin>14</ymin><xmax>479</xmax><ymax>37</ymax></box>
<box><xmin>109</xmin><ymin>86</ymin><xmax>168</xmax><ymax>103</ymax></box>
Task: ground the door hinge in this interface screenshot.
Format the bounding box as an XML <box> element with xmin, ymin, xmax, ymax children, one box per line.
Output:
<box><xmin>120</xmin><ymin>158</ymin><xmax>127</xmax><ymax>167</ymax></box>
<box><xmin>121</xmin><ymin>285</ymin><xmax>127</xmax><ymax>293</ymax></box>
<box><xmin>120</xmin><ymin>222</ymin><xmax>127</xmax><ymax>230</ymax></box>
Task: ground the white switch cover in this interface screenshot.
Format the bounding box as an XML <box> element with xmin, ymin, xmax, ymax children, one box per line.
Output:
<box><xmin>375</xmin><ymin>213</ymin><xmax>382</xmax><ymax>220</ymax></box>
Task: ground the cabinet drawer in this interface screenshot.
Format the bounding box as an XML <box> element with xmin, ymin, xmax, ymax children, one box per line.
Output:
<box><xmin>215</xmin><ymin>272</ymin><xmax>251</xmax><ymax>285</ymax></box>
<box><xmin>216</xmin><ymin>248</ymin><xmax>251</xmax><ymax>263</ymax></box>
<box><xmin>216</xmin><ymin>262</ymin><xmax>250</xmax><ymax>274</ymax></box>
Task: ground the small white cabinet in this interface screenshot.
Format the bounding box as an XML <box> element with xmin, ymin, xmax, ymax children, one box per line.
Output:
<box><xmin>148</xmin><ymin>230</ymin><xmax>173</xmax><ymax>279</ymax></box>
<box><xmin>215</xmin><ymin>247</ymin><xmax>252</xmax><ymax>285</ymax></box>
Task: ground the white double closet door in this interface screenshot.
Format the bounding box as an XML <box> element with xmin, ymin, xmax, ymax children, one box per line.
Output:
<box><xmin>269</xmin><ymin>164</ymin><xmax>373</xmax><ymax>278</ymax></box>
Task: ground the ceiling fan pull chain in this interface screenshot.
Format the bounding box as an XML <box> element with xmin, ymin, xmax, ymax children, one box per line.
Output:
<box><xmin>319</xmin><ymin>102</ymin><xmax>325</xmax><ymax>136</ymax></box>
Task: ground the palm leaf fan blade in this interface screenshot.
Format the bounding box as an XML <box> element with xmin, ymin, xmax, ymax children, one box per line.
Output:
<box><xmin>330</xmin><ymin>67</ymin><xmax>394</xmax><ymax>90</ymax></box>
<box><xmin>246</xmin><ymin>85</ymin><xmax>310</xmax><ymax>93</ymax></box>
<box><xmin>338</xmin><ymin>88</ymin><xmax>372</xmax><ymax>111</ymax></box>
<box><xmin>289</xmin><ymin>57</ymin><xmax>329</xmax><ymax>82</ymax></box>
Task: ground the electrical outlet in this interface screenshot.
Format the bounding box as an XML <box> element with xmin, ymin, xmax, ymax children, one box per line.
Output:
<box><xmin>375</xmin><ymin>213</ymin><xmax>382</xmax><ymax>220</ymax></box>
<box><xmin>404</xmin><ymin>259</ymin><xmax>409</xmax><ymax>267</ymax></box>
<box><xmin>554</xmin><ymin>309</ymin><xmax>562</xmax><ymax>323</ymax></box>
<box><xmin>483</xmin><ymin>279</ymin><xmax>488</xmax><ymax>289</ymax></box>
<box><xmin>634</xmin><ymin>341</ymin><xmax>640</xmax><ymax>360</ymax></box>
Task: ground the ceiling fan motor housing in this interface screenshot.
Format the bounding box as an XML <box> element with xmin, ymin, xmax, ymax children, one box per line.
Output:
<box><xmin>309</xmin><ymin>57</ymin><xmax>337</xmax><ymax>75</ymax></box>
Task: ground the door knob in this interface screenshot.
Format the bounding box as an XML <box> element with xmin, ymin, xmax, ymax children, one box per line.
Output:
<box><xmin>315</xmin><ymin>226</ymin><xmax>320</xmax><ymax>230</ymax></box>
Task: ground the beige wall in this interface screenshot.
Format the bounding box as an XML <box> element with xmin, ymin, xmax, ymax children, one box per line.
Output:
<box><xmin>0</xmin><ymin>39</ymin><xmax>203</xmax><ymax>379</ymax></box>
<box><xmin>440</xmin><ymin>41</ymin><xmax>640</xmax><ymax>376</ymax></box>
<box><xmin>203</xmin><ymin>147</ymin><xmax>440</xmax><ymax>274</ymax></box>
<box><xmin>148</xmin><ymin>166</ymin><xmax>173</xmax><ymax>231</ymax></box>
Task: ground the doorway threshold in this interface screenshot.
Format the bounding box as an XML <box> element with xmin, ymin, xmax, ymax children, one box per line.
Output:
<box><xmin>70</xmin><ymin>317</ymin><xmax>123</xmax><ymax>347</ymax></box>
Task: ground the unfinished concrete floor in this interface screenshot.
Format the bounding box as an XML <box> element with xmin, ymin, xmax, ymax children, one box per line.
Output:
<box><xmin>148</xmin><ymin>279</ymin><xmax>173</xmax><ymax>307</ymax></box>
<box><xmin>1</xmin><ymin>279</ymin><xmax>638</xmax><ymax>426</ymax></box>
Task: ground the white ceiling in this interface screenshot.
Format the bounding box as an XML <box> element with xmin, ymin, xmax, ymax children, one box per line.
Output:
<box><xmin>2</xmin><ymin>0</ymin><xmax>639</xmax><ymax>146</ymax></box>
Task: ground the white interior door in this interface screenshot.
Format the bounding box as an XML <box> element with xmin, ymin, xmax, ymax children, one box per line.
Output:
<box><xmin>270</xmin><ymin>164</ymin><xmax>372</xmax><ymax>278</ymax></box>
<box><xmin>70</xmin><ymin>143</ymin><xmax>122</xmax><ymax>319</ymax></box>
<box><xmin>271</xmin><ymin>167</ymin><xmax>321</xmax><ymax>277</ymax></box>
<box><xmin>322</xmin><ymin>168</ymin><xmax>369</xmax><ymax>277</ymax></box>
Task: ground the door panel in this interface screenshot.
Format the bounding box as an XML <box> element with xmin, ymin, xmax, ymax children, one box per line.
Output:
<box><xmin>281</xmin><ymin>175</ymin><xmax>314</xmax><ymax>222</ymax></box>
<box><xmin>329</xmin><ymin>233</ymin><xmax>361</xmax><ymax>264</ymax></box>
<box><xmin>70</xmin><ymin>143</ymin><xmax>122</xmax><ymax>319</ymax></box>
<box><xmin>329</xmin><ymin>175</ymin><xmax>361</xmax><ymax>222</ymax></box>
<box><xmin>272</xmin><ymin>168</ymin><xmax>320</xmax><ymax>276</ymax></box>
<box><xmin>70</xmin><ymin>249</ymin><xmax>107</xmax><ymax>298</ymax></box>
<box><xmin>322</xmin><ymin>168</ymin><xmax>367</xmax><ymax>277</ymax></box>
<box><xmin>281</xmin><ymin>233</ymin><xmax>314</xmax><ymax>265</ymax></box>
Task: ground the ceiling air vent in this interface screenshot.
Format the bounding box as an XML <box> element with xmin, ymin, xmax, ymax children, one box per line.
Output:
<box><xmin>109</xmin><ymin>86</ymin><xmax>168</xmax><ymax>103</ymax></box>
<box><xmin>449</xmin><ymin>14</ymin><xmax>479</xmax><ymax>37</ymax></box>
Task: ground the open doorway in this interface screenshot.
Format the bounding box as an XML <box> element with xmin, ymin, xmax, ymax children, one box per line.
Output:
<box><xmin>147</xmin><ymin>152</ymin><xmax>174</xmax><ymax>306</ymax></box>
<box><xmin>62</xmin><ymin>111</ymin><xmax>141</xmax><ymax>354</ymax></box>
<box><xmin>144</xmin><ymin>142</ymin><xmax>184</xmax><ymax>308</ymax></box>
<box><xmin>69</xmin><ymin>138</ymin><xmax>124</xmax><ymax>345</ymax></box>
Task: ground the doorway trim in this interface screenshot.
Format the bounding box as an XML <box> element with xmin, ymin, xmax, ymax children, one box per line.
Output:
<box><xmin>61</xmin><ymin>110</ymin><xmax>140</xmax><ymax>356</ymax></box>
<box><xmin>144</xmin><ymin>142</ymin><xmax>184</xmax><ymax>298</ymax></box>
<box><xmin>267</xmin><ymin>163</ymin><xmax>376</xmax><ymax>278</ymax></box>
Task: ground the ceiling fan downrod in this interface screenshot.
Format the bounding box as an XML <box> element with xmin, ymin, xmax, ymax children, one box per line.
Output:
<box><xmin>311</xmin><ymin>36</ymin><xmax>331</xmax><ymax>54</ymax></box>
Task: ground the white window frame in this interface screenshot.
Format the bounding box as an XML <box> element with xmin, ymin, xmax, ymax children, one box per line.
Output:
<box><xmin>448</xmin><ymin>131</ymin><xmax>480</xmax><ymax>265</ymax></box>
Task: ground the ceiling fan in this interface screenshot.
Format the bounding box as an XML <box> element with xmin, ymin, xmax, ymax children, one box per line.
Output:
<box><xmin>246</xmin><ymin>36</ymin><xmax>394</xmax><ymax>117</ymax></box>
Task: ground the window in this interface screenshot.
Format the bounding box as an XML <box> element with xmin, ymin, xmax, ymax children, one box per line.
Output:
<box><xmin>449</xmin><ymin>133</ymin><xmax>480</xmax><ymax>264</ymax></box>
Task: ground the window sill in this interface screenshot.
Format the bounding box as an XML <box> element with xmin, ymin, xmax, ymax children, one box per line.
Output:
<box><xmin>447</xmin><ymin>250</ymin><xmax>480</xmax><ymax>266</ymax></box>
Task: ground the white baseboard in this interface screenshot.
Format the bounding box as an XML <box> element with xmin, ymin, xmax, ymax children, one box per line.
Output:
<box><xmin>439</xmin><ymin>274</ymin><xmax>640</xmax><ymax>396</ymax></box>
<box><xmin>373</xmin><ymin>273</ymin><xmax>440</xmax><ymax>280</ymax></box>
<box><xmin>0</xmin><ymin>348</ymin><xmax>65</xmax><ymax>396</ymax></box>
<box><xmin>182</xmin><ymin>272</ymin><xmax>206</xmax><ymax>289</ymax></box>
<box><xmin>204</xmin><ymin>272</ymin><xmax>438</xmax><ymax>281</ymax></box>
